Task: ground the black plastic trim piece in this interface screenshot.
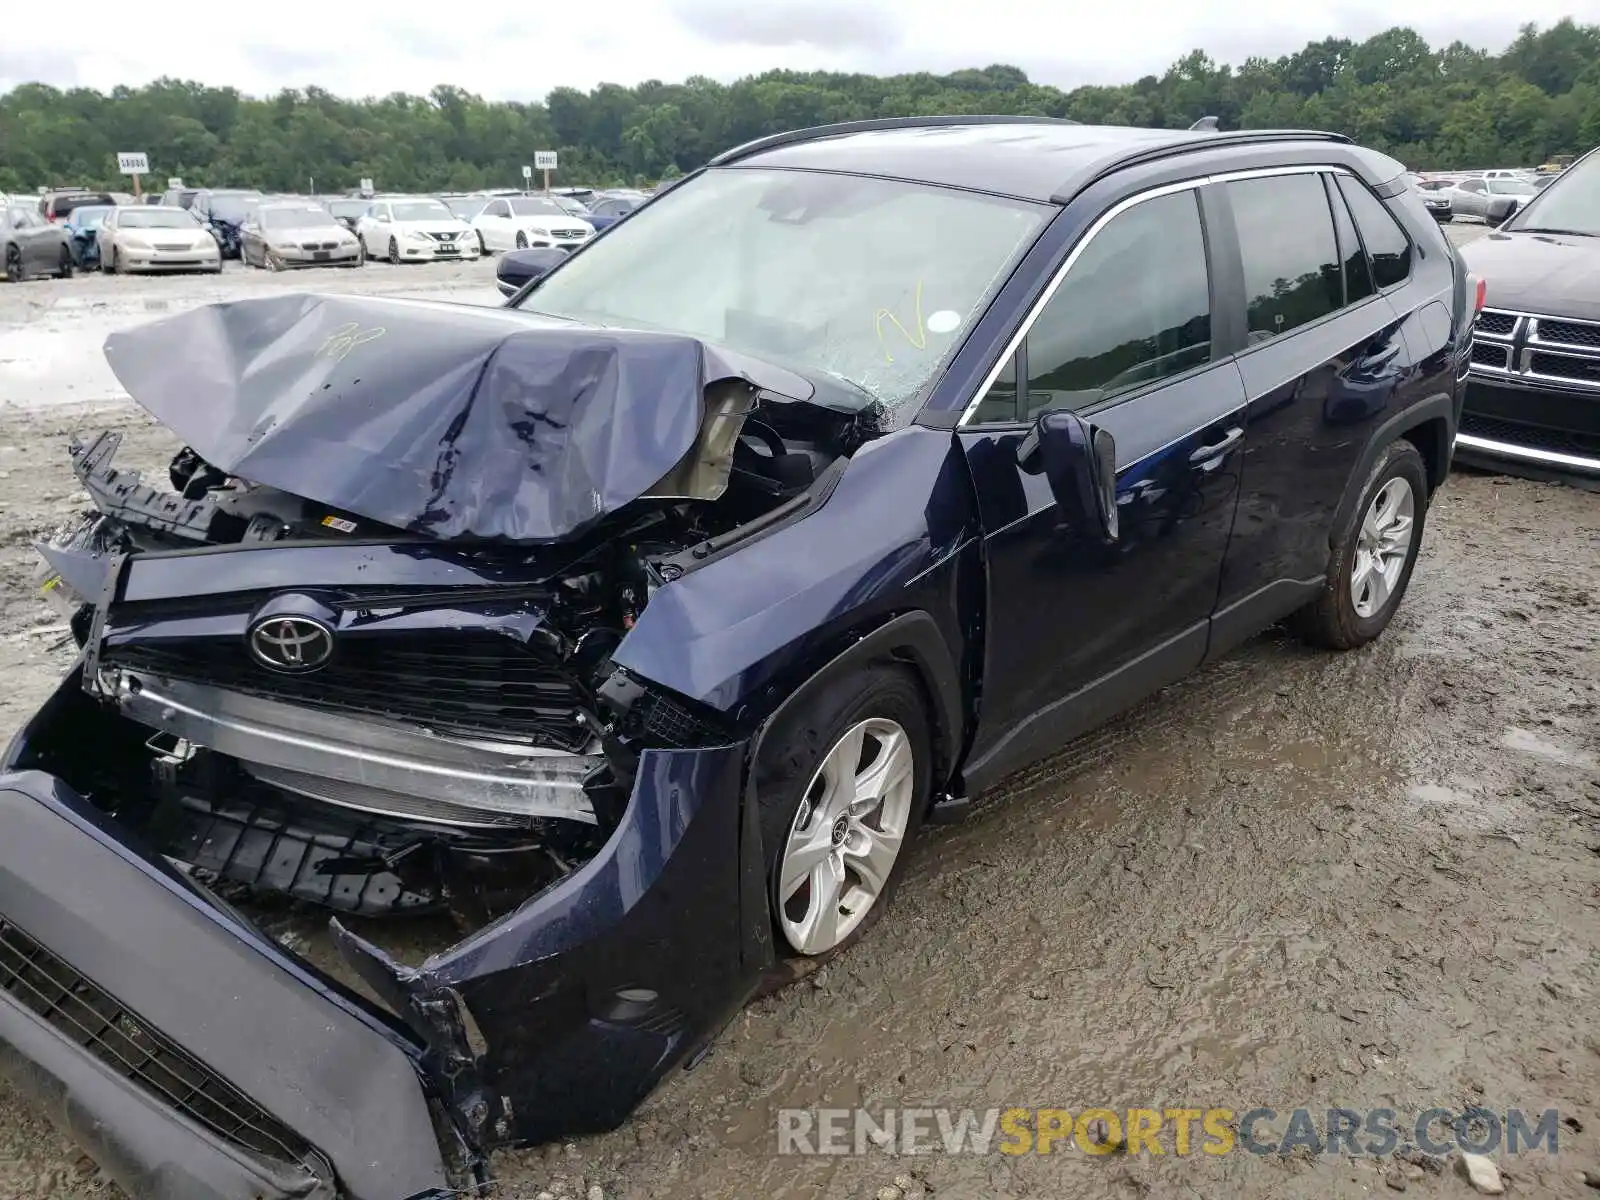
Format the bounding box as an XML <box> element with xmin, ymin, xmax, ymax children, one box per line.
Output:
<box><xmin>753</xmin><ymin>612</ymin><xmax>964</xmax><ymax>796</ymax></box>
<box><xmin>1205</xmin><ymin>577</ymin><xmax>1325</xmax><ymax>662</ymax></box>
<box><xmin>663</xmin><ymin>455</ymin><xmax>848</xmax><ymax>577</ymax></box>
<box><xmin>1330</xmin><ymin>392</ymin><xmax>1457</xmax><ymax>540</ymax></box>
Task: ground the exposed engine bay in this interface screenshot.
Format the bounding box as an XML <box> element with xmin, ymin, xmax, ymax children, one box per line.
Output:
<box><xmin>24</xmin><ymin>314</ymin><xmax>872</xmax><ymax>929</ymax></box>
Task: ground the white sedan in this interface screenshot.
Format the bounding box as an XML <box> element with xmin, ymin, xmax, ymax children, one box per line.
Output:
<box><xmin>472</xmin><ymin>196</ymin><xmax>595</xmax><ymax>253</ymax></box>
<box><xmin>355</xmin><ymin>198</ymin><xmax>482</xmax><ymax>264</ymax></box>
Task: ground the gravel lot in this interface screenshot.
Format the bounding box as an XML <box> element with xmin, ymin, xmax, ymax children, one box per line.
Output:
<box><xmin>3</xmin><ymin>225</ymin><xmax>1600</xmax><ymax>1199</ymax></box>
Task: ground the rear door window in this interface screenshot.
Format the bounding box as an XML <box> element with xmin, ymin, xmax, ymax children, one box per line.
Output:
<box><xmin>1334</xmin><ymin>175</ymin><xmax>1413</xmax><ymax>289</ymax></box>
<box><xmin>1225</xmin><ymin>173</ymin><xmax>1342</xmax><ymax>341</ymax></box>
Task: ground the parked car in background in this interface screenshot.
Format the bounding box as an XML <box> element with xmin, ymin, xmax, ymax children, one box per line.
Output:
<box><xmin>158</xmin><ymin>187</ymin><xmax>198</xmax><ymax>208</ymax></box>
<box><xmin>0</xmin><ymin>119</ymin><xmax>1470</xmax><ymax>1198</ymax></box>
<box><xmin>354</xmin><ymin>196</ymin><xmax>481</xmax><ymax>263</ymax></box>
<box><xmin>190</xmin><ymin>189</ymin><xmax>264</xmax><ymax>258</ymax></box>
<box><xmin>1446</xmin><ymin>176</ymin><xmax>1537</xmax><ymax>225</ymax></box>
<box><xmin>98</xmin><ymin>206</ymin><xmax>222</xmax><ymax>274</ymax></box>
<box><xmin>494</xmin><ymin>244</ymin><xmax>568</xmax><ymax>295</ymax></box>
<box><xmin>472</xmin><ymin>195</ymin><xmax>594</xmax><ymax>252</ymax></box>
<box><xmin>1457</xmin><ymin>143</ymin><xmax>1600</xmax><ymax>482</ymax></box>
<box><xmin>241</xmin><ymin>201</ymin><xmax>363</xmax><ymax>270</ymax></box>
<box><xmin>583</xmin><ymin>194</ymin><xmax>644</xmax><ymax>232</ymax></box>
<box><xmin>1406</xmin><ymin>173</ymin><xmax>1452</xmax><ymax>222</ymax></box>
<box><xmin>322</xmin><ymin>197</ymin><xmax>370</xmax><ymax>231</ymax></box>
<box><xmin>38</xmin><ymin>189</ymin><xmax>115</xmax><ymax>223</ymax></box>
<box><xmin>62</xmin><ymin>204</ymin><xmax>114</xmax><ymax>269</ymax></box>
<box><xmin>1</xmin><ymin>203</ymin><xmax>74</xmax><ymax>280</ymax></box>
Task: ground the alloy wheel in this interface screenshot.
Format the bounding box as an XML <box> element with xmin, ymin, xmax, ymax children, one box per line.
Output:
<box><xmin>1351</xmin><ymin>476</ymin><xmax>1415</xmax><ymax>619</ymax></box>
<box><xmin>777</xmin><ymin>718</ymin><xmax>915</xmax><ymax>956</ymax></box>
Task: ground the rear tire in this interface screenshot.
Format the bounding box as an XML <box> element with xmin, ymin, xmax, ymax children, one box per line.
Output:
<box><xmin>1289</xmin><ymin>440</ymin><xmax>1429</xmax><ymax>651</ymax></box>
<box><xmin>3</xmin><ymin>244</ymin><xmax>23</xmax><ymax>282</ymax></box>
<box><xmin>56</xmin><ymin>246</ymin><xmax>74</xmax><ymax>278</ymax></box>
<box><xmin>755</xmin><ymin>664</ymin><xmax>931</xmax><ymax>962</ymax></box>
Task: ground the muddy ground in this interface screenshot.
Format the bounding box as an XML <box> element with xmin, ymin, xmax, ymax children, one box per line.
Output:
<box><xmin>3</xmin><ymin>228</ymin><xmax>1600</xmax><ymax>1199</ymax></box>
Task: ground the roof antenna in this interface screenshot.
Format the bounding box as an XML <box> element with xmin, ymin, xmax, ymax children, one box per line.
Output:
<box><xmin>1189</xmin><ymin>116</ymin><xmax>1220</xmax><ymax>132</ymax></box>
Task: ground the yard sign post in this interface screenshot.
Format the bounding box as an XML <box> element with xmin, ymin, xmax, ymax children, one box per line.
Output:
<box><xmin>117</xmin><ymin>152</ymin><xmax>150</xmax><ymax>199</ymax></box>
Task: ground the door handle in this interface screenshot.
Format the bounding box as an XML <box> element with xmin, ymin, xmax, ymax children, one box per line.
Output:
<box><xmin>1189</xmin><ymin>426</ymin><xmax>1244</xmax><ymax>465</ymax></box>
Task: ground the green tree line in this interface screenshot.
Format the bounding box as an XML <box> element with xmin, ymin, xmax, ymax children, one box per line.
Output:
<box><xmin>3</xmin><ymin>20</ymin><xmax>1599</xmax><ymax>195</ymax></box>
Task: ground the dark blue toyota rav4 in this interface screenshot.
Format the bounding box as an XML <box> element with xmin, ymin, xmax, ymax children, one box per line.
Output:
<box><xmin>0</xmin><ymin>118</ymin><xmax>1471</xmax><ymax>1198</ymax></box>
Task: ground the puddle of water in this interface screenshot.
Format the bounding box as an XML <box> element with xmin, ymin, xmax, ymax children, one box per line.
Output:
<box><xmin>1502</xmin><ymin>726</ymin><xmax>1597</xmax><ymax>770</ymax></box>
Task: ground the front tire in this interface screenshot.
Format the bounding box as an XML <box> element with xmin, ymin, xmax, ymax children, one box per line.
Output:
<box><xmin>56</xmin><ymin>246</ymin><xmax>74</xmax><ymax>278</ymax></box>
<box><xmin>756</xmin><ymin>665</ymin><xmax>931</xmax><ymax>960</ymax></box>
<box><xmin>515</xmin><ymin>231</ymin><xmax>528</xmax><ymax>249</ymax></box>
<box><xmin>2</xmin><ymin>244</ymin><xmax>21</xmax><ymax>282</ymax></box>
<box><xmin>1289</xmin><ymin>440</ymin><xmax>1429</xmax><ymax>650</ymax></box>
<box><xmin>387</xmin><ymin>237</ymin><xmax>401</xmax><ymax>266</ymax></box>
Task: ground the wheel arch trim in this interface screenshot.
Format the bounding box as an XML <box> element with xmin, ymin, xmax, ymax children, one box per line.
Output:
<box><xmin>751</xmin><ymin>611</ymin><xmax>964</xmax><ymax>796</ymax></box>
<box><xmin>1329</xmin><ymin>392</ymin><xmax>1455</xmax><ymax>546</ymax></box>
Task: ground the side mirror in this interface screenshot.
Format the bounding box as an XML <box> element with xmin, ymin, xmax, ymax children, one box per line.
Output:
<box><xmin>1016</xmin><ymin>410</ymin><xmax>1118</xmax><ymax>542</ymax></box>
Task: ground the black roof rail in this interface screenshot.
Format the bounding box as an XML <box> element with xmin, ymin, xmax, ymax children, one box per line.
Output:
<box><xmin>1053</xmin><ymin>128</ymin><xmax>1353</xmax><ymax>202</ymax></box>
<box><xmin>708</xmin><ymin>114</ymin><xmax>1083</xmax><ymax>168</ymax></box>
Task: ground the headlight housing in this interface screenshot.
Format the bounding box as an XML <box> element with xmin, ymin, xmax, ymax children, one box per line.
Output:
<box><xmin>120</xmin><ymin>236</ymin><xmax>150</xmax><ymax>250</ymax></box>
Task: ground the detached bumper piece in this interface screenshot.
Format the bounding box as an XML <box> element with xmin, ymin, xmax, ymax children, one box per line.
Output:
<box><xmin>0</xmin><ymin>772</ymin><xmax>457</xmax><ymax>1200</ymax></box>
<box><xmin>0</xmin><ymin>918</ymin><xmax>334</xmax><ymax>1200</ymax></box>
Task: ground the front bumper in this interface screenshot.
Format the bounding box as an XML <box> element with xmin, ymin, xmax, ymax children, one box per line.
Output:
<box><xmin>1457</xmin><ymin>372</ymin><xmax>1600</xmax><ymax>479</ymax></box>
<box><xmin>398</xmin><ymin>241</ymin><xmax>480</xmax><ymax>261</ymax></box>
<box><xmin>0</xmin><ymin>675</ymin><xmax>773</xmax><ymax>1190</ymax></box>
<box><xmin>0</xmin><ymin>772</ymin><xmax>451</xmax><ymax>1200</ymax></box>
<box><xmin>120</xmin><ymin>248</ymin><xmax>222</xmax><ymax>272</ymax></box>
<box><xmin>274</xmin><ymin>247</ymin><xmax>363</xmax><ymax>267</ymax></box>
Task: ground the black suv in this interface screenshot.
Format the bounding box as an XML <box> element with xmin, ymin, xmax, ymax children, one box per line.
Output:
<box><xmin>1</xmin><ymin>118</ymin><xmax>1471</xmax><ymax>1196</ymax></box>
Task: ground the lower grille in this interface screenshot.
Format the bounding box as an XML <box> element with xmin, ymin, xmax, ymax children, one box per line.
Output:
<box><xmin>0</xmin><ymin>916</ymin><xmax>320</xmax><ymax>1166</ymax></box>
<box><xmin>104</xmin><ymin>631</ymin><xmax>590</xmax><ymax>752</ymax></box>
<box><xmin>1460</xmin><ymin>412</ymin><xmax>1600</xmax><ymax>458</ymax></box>
<box><xmin>153</xmin><ymin>243</ymin><xmax>191</xmax><ymax>252</ymax></box>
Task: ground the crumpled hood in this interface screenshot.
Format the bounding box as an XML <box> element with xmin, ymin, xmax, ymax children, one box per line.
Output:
<box><xmin>103</xmin><ymin>292</ymin><xmax>809</xmax><ymax>542</ymax></box>
<box><xmin>1461</xmin><ymin>230</ymin><xmax>1600</xmax><ymax>321</ymax></box>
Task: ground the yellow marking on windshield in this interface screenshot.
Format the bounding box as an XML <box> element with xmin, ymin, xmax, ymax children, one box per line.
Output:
<box><xmin>874</xmin><ymin>280</ymin><xmax>927</xmax><ymax>364</ymax></box>
<box><xmin>318</xmin><ymin>322</ymin><xmax>387</xmax><ymax>362</ymax></box>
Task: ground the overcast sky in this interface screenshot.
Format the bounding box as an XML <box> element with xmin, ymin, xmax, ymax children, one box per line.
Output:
<box><xmin>4</xmin><ymin>0</ymin><xmax>1599</xmax><ymax>100</ymax></box>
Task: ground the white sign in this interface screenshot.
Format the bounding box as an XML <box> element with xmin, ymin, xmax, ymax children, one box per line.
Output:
<box><xmin>117</xmin><ymin>152</ymin><xmax>150</xmax><ymax>175</ymax></box>
<box><xmin>522</xmin><ymin>164</ymin><xmax>533</xmax><ymax>179</ymax></box>
<box><xmin>359</xmin><ymin>177</ymin><xmax>374</xmax><ymax>193</ymax></box>
<box><xmin>166</xmin><ymin>176</ymin><xmax>183</xmax><ymax>189</ymax></box>
<box><xmin>534</xmin><ymin>151</ymin><xmax>558</xmax><ymax>171</ymax></box>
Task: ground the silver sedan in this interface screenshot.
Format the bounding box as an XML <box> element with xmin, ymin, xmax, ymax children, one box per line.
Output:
<box><xmin>241</xmin><ymin>202</ymin><xmax>364</xmax><ymax>270</ymax></box>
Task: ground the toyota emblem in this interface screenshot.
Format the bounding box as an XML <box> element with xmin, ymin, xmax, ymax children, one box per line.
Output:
<box><xmin>248</xmin><ymin>615</ymin><xmax>334</xmax><ymax>673</ymax></box>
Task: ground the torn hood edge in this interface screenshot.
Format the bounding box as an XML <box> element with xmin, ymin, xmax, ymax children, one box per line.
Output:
<box><xmin>102</xmin><ymin>292</ymin><xmax>818</xmax><ymax>544</ymax></box>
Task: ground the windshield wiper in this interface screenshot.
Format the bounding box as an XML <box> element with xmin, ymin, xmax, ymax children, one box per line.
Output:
<box><xmin>1514</xmin><ymin>227</ymin><xmax>1597</xmax><ymax>238</ymax></box>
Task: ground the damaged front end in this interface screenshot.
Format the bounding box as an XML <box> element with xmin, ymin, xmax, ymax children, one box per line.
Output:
<box><xmin>0</xmin><ymin>293</ymin><xmax>875</xmax><ymax>1194</ymax></box>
